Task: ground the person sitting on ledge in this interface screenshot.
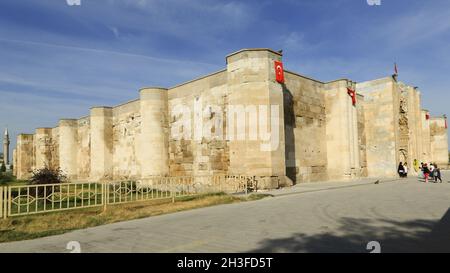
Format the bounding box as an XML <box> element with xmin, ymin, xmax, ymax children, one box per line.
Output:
<box><xmin>398</xmin><ymin>162</ymin><xmax>405</xmax><ymax>178</ymax></box>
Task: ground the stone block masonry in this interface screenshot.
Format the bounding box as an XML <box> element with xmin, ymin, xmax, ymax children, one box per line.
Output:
<box><xmin>430</xmin><ymin>117</ymin><xmax>449</xmax><ymax>168</ymax></box>
<box><xmin>13</xmin><ymin>48</ymin><xmax>449</xmax><ymax>188</ymax></box>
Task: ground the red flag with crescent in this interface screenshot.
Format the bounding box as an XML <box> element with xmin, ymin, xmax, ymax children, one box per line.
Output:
<box><xmin>274</xmin><ymin>61</ymin><xmax>284</xmax><ymax>83</ymax></box>
<box><xmin>347</xmin><ymin>88</ymin><xmax>357</xmax><ymax>106</ymax></box>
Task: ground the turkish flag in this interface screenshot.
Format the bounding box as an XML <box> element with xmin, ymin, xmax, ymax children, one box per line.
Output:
<box><xmin>347</xmin><ymin>88</ymin><xmax>357</xmax><ymax>106</ymax></box>
<box><xmin>274</xmin><ymin>61</ymin><xmax>284</xmax><ymax>83</ymax></box>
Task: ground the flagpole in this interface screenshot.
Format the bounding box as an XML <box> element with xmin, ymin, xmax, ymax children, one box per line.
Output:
<box><xmin>393</xmin><ymin>62</ymin><xmax>398</xmax><ymax>81</ymax></box>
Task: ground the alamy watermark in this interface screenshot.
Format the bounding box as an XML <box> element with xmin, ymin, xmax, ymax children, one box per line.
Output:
<box><xmin>367</xmin><ymin>0</ymin><xmax>381</xmax><ymax>6</ymax></box>
<box><xmin>66</xmin><ymin>0</ymin><xmax>81</xmax><ymax>6</ymax></box>
<box><xmin>171</xmin><ymin>98</ymin><xmax>280</xmax><ymax>152</ymax></box>
<box><xmin>367</xmin><ymin>241</ymin><xmax>381</xmax><ymax>253</ymax></box>
<box><xmin>66</xmin><ymin>241</ymin><xmax>81</xmax><ymax>253</ymax></box>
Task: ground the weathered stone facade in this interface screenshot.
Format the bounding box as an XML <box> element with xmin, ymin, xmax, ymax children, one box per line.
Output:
<box><xmin>430</xmin><ymin>117</ymin><xmax>449</xmax><ymax>168</ymax></box>
<box><xmin>13</xmin><ymin>48</ymin><xmax>449</xmax><ymax>188</ymax></box>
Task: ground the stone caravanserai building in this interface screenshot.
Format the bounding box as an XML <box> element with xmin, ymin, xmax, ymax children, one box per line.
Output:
<box><xmin>13</xmin><ymin>49</ymin><xmax>449</xmax><ymax>189</ymax></box>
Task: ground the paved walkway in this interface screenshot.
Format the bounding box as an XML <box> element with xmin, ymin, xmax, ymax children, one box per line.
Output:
<box><xmin>264</xmin><ymin>176</ymin><xmax>398</xmax><ymax>197</ymax></box>
<box><xmin>1</xmin><ymin>173</ymin><xmax>450</xmax><ymax>253</ymax></box>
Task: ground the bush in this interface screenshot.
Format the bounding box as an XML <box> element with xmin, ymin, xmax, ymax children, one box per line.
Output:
<box><xmin>0</xmin><ymin>163</ymin><xmax>6</xmax><ymax>173</ymax></box>
<box><xmin>0</xmin><ymin>172</ymin><xmax>14</xmax><ymax>184</ymax></box>
<box><xmin>30</xmin><ymin>167</ymin><xmax>68</xmax><ymax>197</ymax></box>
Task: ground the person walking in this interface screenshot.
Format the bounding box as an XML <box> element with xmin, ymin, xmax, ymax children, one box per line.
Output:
<box><xmin>434</xmin><ymin>164</ymin><xmax>442</xmax><ymax>183</ymax></box>
<box><xmin>423</xmin><ymin>163</ymin><xmax>430</xmax><ymax>183</ymax></box>
<box><xmin>398</xmin><ymin>162</ymin><xmax>405</xmax><ymax>178</ymax></box>
<box><xmin>404</xmin><ymin>162</ymin><xmax>408</xmax><ymax>178</ymax></box>
<box><xmin>429</xmin><ymin>163</ymin><xmax>435</xmax><ymax>180</ymax></box>
<box><xmin>413</xmin><ymin>159</ymin><xmax>420</xmax><ymax>175</ymax></box>
<box><xmin>419</xmin><ymin>162</ymin><xmax>425</xmax><ymax>179</ymax></box>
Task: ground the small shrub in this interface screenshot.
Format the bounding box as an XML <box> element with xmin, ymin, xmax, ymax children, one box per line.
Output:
<box><xmin>0</xmin><ymin>163</ymin><xmax>6</xmax><ymax>173</ymax></box>
<box><xmin>29</xmin><ymin>167</ymin><xmax>68</xmax><ymax>197</ymax></box>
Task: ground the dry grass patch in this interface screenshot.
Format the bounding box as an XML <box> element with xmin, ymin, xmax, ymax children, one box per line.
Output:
<box><xmin>0</xmin><ymin>192</ymin><xmax>271</xmax><ymax>243</ymax></box>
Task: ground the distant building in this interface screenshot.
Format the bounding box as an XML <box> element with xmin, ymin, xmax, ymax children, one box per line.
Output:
<box><xmin>2</xmin><ymin>128</ymin><xmax>10</xmax><ymax>170</ymax></box>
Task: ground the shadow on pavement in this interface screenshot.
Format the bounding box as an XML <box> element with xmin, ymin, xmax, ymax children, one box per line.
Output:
<box><xmin>250</xmin><ymin>208</ymin><xmax>450</xmax><ymax>253</ymax></box>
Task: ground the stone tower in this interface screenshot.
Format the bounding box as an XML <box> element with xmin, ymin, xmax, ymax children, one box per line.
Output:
<box><xmin>3</xmin><ymin>128</ymin><xmax>10</xmax><ymax>166</ymax></box>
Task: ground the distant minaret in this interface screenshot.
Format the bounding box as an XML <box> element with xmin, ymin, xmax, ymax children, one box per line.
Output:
<box><xmin>3</xmin><ymin>128</ymin><xmax>10</xmax><ymax>166</ymax></box>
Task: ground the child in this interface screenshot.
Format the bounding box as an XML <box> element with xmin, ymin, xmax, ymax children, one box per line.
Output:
<box><xmin>423</xmin><ymin>163</ymin><xmax>430</xmax><ymax>183</ymax></box>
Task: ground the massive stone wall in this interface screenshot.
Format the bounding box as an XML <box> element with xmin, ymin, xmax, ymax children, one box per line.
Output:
<box><xmin>226</xmin><ymin>50</ymin><xmax>287</xmax><ymax>188</ymax></box>
<box><xmin>112</xmin><ymin>100</ymin><xmax>141</xmax><ymax>180</ymax></box>
<box><xmin>34</xmin><ymin>128</ymin><xmax>54</xmax><ymax>170</ymax></box>
<box><xmin>59</xmin><ymin>119</ymin><xmax>77</xmax><ymax>179</ymax></box>
<box><xmin>283</xmin><ymin>71</ymin><xmax>327</xmax><ymax>183</ymax></box>
<box><xmin>16</xmin><ymin>134</ymin><xmax>34</xmax><ymax>179</ymax></box>
<box><xmin>77</xmin><ymin>117</ymin><xmax>91</xmax><ymax>180</ymax></box>
<box><xmin>324</xmin><ymin>80</ymin><xmax>363</xmax><ymax>180</ymax></box>
<box><xmin>398</xmin><ymin>85</ymin><xmax>410</xmax><ymax>163</ymax></box>
<box><xmin>421</xmin><ymin>109</ymin><xmax>432</xmax><ymax>163</ymax></box>
<box><xmin>406</xmin><ymin>86</ymin><xmax>423</xmax><ymax>173</ymax></box>
<box><xmin>12</xmin><ymin>149</ymin><xmax>17</xmax><ymax>177</ymax></box>
<box><xmin>396</xmin><ymin>83</ymin><xmax>424</xmax><ymax>171</ymax></box>
<box><xmin>167</xmin><ymin>70</ymin><xmax>228</xmax><ymax>177</ymax></box>
<box><xmin>357</xmin><ymin>77</ymin><xmax>400</xmax><ymax>177</ymax></box>
<box><xmin>430</xmin><ymin>117</ymin><xmax>449</xmax><ymax>168</ymax></box>
<box><xmin>140</xmin><ymin>88</ymin><xmax>169</xmax><ymax>179</ymax></box>
<box><xmin>14</xmin><ymin>48</ymin><xmax>449</xmax><ymax>186</ymax></box>
<box><xmin>356</xmin><ymin>93</ymin><xmax>368</xmax><ymax>177</ymax></box>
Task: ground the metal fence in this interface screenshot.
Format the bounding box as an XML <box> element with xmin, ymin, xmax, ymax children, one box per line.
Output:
<box><xmin>0</xmin><ymin>186</ymin><xmax>4</xmax><ymax>219</ymax></box>
<box><xmin>6</xmin><ymin>182</ymin><xmax>105</xmax><ymax>217</ymax></box>
<box><xmin>1</xmin><ymin>175</ymin><xmax>257</xmax><ymax>219</ymax></box>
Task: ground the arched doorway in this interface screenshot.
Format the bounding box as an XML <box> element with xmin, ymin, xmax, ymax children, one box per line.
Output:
<box><xmin>399</xmin><ymin>149</ymin><xmax>408</xmax><ymax>164</ymax></box>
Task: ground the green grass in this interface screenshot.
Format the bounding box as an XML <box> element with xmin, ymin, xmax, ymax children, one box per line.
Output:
<box><xmin>0</xmin><ymin>192</ymin><xmax>271</xmax><ymax>243</ymax></box>
<box><xmin>0</xmin><ymin>173</ymin><xmax>28</xmax><ymax>186</ymax></box>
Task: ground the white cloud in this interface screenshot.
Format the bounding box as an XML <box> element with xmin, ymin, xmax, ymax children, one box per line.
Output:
<box><xmin>109</xmin><ymin>26</ymin><xmax>120</xmax><ymax>38</ymax></box>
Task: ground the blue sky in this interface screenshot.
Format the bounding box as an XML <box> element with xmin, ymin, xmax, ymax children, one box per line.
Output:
<box><xmin>1</xmin><ymin>0</ymin><xmax>450</xmax><ymax>159</ymax></box>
